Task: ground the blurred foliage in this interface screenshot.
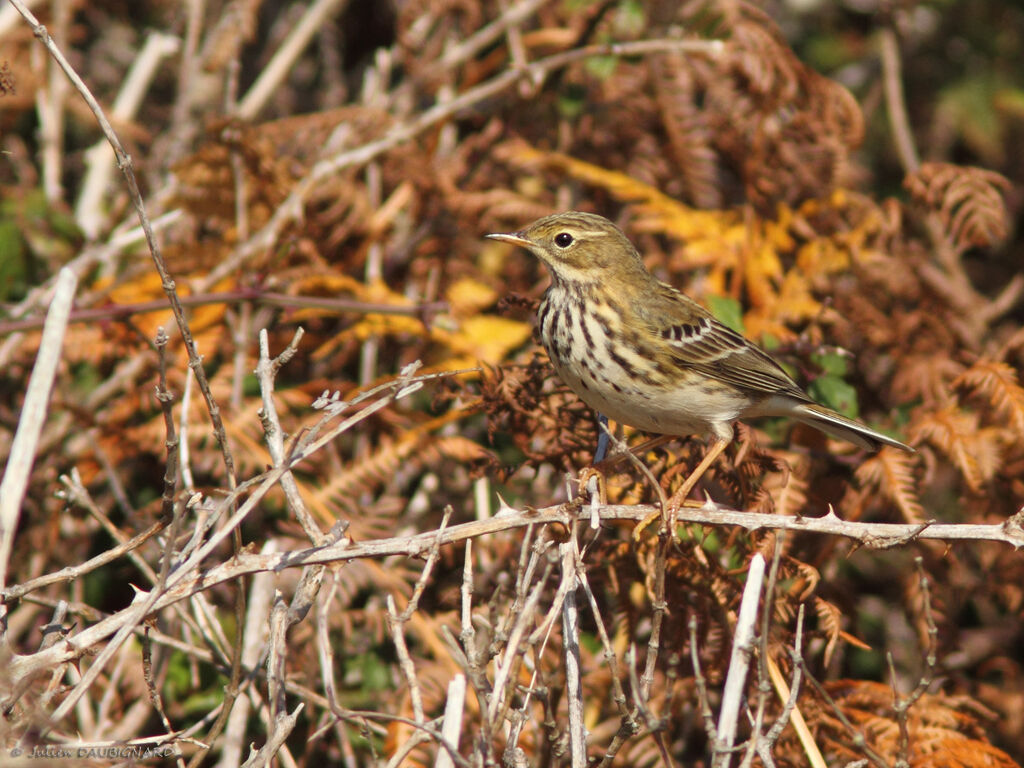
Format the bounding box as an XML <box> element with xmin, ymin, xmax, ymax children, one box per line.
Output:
<box><xmin>0</xmin><ymin>0</ymin><xmax>1023</xmax><ymax>765</ymax></box>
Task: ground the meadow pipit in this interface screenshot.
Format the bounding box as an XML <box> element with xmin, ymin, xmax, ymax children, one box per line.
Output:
<box><xmin>488</xmin><ymin>212</ymin><xmax>912</xmax><ymax>512</ymax></box>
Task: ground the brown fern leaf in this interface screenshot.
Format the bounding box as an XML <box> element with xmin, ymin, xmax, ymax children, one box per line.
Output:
<box><xmin>911</xmin><ymin>407</ymin><xmax>1005</xmax><ymax>493</ymax></box>
<box><xmin>904</xmin><ymin>162</ymin><xmax>1013</xmax><ymax>252</ymax></box>
<box><xmin>171</xmin><ymin>107</ymin><xmax>389</xmax><ymax>236</ymax></box>
<box><xmin>319</xmin><ymin>430</ymin><xmax>490</xmax><ymax>530</ymax></box>
<box><xmin>954</xmin><ymin>359</ymin><xmax>1024</xmax><ymax>437</ymax></box>
<box><xmin>856</xmin><ymin>449</ymin><xmax>925</xmax><ymax>523</ymax></box>
<box><xmin>199</xmin><ymin>0</ymin><xmax>263</xmax><ymax>73</ymax></box>
<box><xmin>715</xmin><ymin>7</ymin><xmax>801</xmax><ymax>104</ymax></box>
<box><xmin>686</xmin><ymin>2</ymin><xmax>864</xmax><ymax>208</ymax></box>
<box><xmin>914</xmin><ymin>735</ymin><xmax>1021</xmax><ymax>768</ymax></box>
<box><xmin>329</xmin><ymin>559</ymin><xmax>419</xmax><ymax>637</ymax></box>
<box><xmin>814</xmin><ymin>597</ymin><xmax>843</xmax><ymax>667</ymax></box>
<box><xmin>395</xmin><ymin>0</ymin><xmax>484</xmax><ymax>88</ymax></box>
<box><xmin>766</xmin><ymin>554</ymin><xmax>819</xmax><ymax>630</ymax></box>
<box><xmin>788</xmin><ymin>559</ymin><xmax>821</xmax><ymax>602</ymax></box>
<box><xmin>757</xmin><ymin>453</ymin><xmax>809</xmax><ymax>518</ymax></box>
<box><xmin>0</xmin><ymin>61</ymin><xmax>15</xmax><ymax>97</ymax></box>
<box><xmin>650</xmin><ymin>53</ymin><xmax>723</xmax><ymax>209</ymax></box>
<box><xmin>804</xmin><ymin>680</ymin><xmax>1020</xmax><ymax>767</ymax></box>
<box><xmin>890</xmin><ymin>353</ymin><xmax>964</xmax><ymax>408</ymax></box>
<box><xmin>479</xmin><ymin>357</ymin><xmax>598</xmax><ymax>470</ymax></box>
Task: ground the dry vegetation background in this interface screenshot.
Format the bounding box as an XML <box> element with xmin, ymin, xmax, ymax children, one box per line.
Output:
<box><xmin>1</xmin><ymin>0</ymin><xmax>1024</xmax><ymax>766</ymax></box>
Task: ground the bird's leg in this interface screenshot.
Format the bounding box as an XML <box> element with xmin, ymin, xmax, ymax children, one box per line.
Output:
<box><xmin>593</xmin><ymin>413</ymin><xmax>611</xmax><ymax>463</ymax></box>
<box><xmin>578</xmin><ymin>413</ymin><xmax>612</xmax><ymax>503</ymax></box>
<box><xmin>594</xmin><ymin>434</ymin><xmax>674</xmax><ymax>473</ymax></box>
<box><xmin>633</xmin><ymin>437</ymin><xmax>730</xmax><ymax>540</ymax></box>
<box><xmin>665</xmin><ymin>437</ymin><xmax>729</xmax><ymax>510</ymax></box>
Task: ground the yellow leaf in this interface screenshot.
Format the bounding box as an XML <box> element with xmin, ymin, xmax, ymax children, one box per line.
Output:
<box><xmin>292</xmin><ymin>273</ymin><xmax>367</xmax><ymax>297</ymax></box>
<box><xmin>351</xmin><ymin>314</ymin><xmax>424</xmax><ymax>341</ymax></box>
<box><xmin>105</xmin><ymin>270</ymin><xmax>165</xmax><ymax>303</ymax></box>
<box><xmin>364</xmin><ymin>278</ymin><xmax>413</xmax><ymax>306</ymax></box>
<box><xmin>796</xmin><ymin>239</ymin><xmax>851</xmax><ymax>274</ymax></box>
<box><xmin>682</xmin><ymin>236</ymin><xmax>741</xmax><ymax>269</ymax></box>
<box><xmin>504</xmin><ymin>142</ymin><xmax>739</xmax><ymax>247</ymax></box>
<box><xmin>446</xmin><ymin>277</ymin><xmax>498</xmax><ymax>318</ymax></box>
<box><xmin>776</xmin><ymin>270</ymin><xmax>822</xmax><ymax>323</ymax></box>
<box><xmin>290</xmin><ymin>274</ymin><xmax>413</xmax><ymax>308</ymax></box>
<box><xmin>765</xmin><ymin>207</ymin><xmax>796</xmax><ymax>251</ymax></box>
<box><xmin>744</xmin><ymin>241</ymin><xmax>783</xmax><ymax>309</ymax></box>
<box><xmin>446</xmin><ymin>315</ymin><xmax>532</xmax><ymax>365</ymax></box>
<box><xmin>311</xmin><ymin>313</ymin><xmax>426</xmax><ymax>361</ymax></box>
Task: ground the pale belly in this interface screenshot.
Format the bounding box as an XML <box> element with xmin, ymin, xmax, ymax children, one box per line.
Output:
<box><xmin>539</xmin><ymin>285</ymin><xmax>747</xmax><ymax>441</ymax></box>
<box><xmin>550</xmin><ymin>356</ymin><xmax>746</xmax><ymax>440</ymax></box>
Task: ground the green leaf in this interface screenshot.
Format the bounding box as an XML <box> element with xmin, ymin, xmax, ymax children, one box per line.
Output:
<box><xmin>557</xmin><ymin>83</ymin><xmax>588</xmax><ymax>119</ymax></box>
<box><xmin>0</xmin><ymin>219</ymin><xmax>27</xmax><ymax>301</ymax></box>
<box><xmin>811</xmin><ymin>351</ymin><xmax>849</xmax><ymax>377</ymax></box>
<box><xmin>809</xmin><ymin>375</ymin><xmax>860</xmax><ymax>419</ymax></box>
<box><xmin>345</xmin><ymin>652</ymin><xmax>391</xmax><ymax>692</ymax></box>
<box><xmin>613</xmin><ymin>0</ymin><xmax>646</xmax><ymax>37</ymax></box>
<box><xmin>584</xmin><ymin>54</ymin><xmax>618</xmax><ymax>80</ymax></box>
<box><xmin>706</xmin><ymin>294</ymin><xmax>745</xmax><ymax>334</ymax></box>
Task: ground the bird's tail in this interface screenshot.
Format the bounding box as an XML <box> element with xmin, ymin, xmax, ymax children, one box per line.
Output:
<box><xmin>791</xmin><ymin>402</ymin><xmax>913</xmax><ymax>453</ymax></box>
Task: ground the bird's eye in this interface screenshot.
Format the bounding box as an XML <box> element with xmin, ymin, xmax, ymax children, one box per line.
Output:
<box><xmin>554</xmin><ymin>232</ymin><xmax>574</xmax><ymax>248</ymax></box>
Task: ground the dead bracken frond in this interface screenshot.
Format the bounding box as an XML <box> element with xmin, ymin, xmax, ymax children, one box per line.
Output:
<box><xmin>954</xmin><ymin>358</ymin><xmax>1024</xmax><ymax>437</ymax></box>
<box><xmin>804</xmin><ymin>680</ymin><xmax>1017</xmax><ymax>767</ymax></box>
<box><xmin>904</xmin><ymin>162</ymin><xmax>1013</xmax><ymax>253</ymax></box>
<box><xmin>856</xmin><ymin>448</ymin><xmax>926</xmax><ymax>524</ymax></box>
<box><xmin>911</xmin><ymin>407</ymin><xmax>1002</xmax><ymax>493</ymax></box>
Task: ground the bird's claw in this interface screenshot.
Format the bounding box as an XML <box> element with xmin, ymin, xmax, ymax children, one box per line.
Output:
<box><xmin>577</xmin><ymin>466</ymin><xmax>607</xmax><ymax>505</ymax></box>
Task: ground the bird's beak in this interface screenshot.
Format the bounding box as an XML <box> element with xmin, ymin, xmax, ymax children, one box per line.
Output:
<box><xmin>486</xmin><ymin>231</ymin><xmax>532</xmax><ymax>247</ymax></box>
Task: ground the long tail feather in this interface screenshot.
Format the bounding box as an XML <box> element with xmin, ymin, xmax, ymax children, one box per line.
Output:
<box><xmin>792</xmin><ymin>403</ymin><xmax>913</xmax><ymax>453</ymax></box>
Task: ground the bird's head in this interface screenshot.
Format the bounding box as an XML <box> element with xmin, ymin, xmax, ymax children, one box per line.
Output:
<box><xmin>487</xmin><ymin>211</ymin><xmax>646</xmax><ymax>284</ymax></box>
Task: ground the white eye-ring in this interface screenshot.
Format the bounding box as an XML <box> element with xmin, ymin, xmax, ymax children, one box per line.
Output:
<box><xmin>554</xmin><ymin>232</ymin><xmax>574</xmax><ymax>248</ymax></box>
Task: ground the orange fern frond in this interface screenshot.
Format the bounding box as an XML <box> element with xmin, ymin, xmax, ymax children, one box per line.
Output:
<box><xmin>809</xmin><ymin>680</ymin><xmax>1019</xmax><ymax>766</ymax></box>
<box><xmin>904</xmin><ymin>162</ymin><xmax>1012</xmax><ymax>253</ymax></box>
<box><xmin>760</xmin><ymin>461</ymin><xmax>808</xmax><ymax>519</ymax></box>
<box><xmin>650</xmin><ymin>54</ymin><xmax>723</xmax><ymax>209</ymax></box>
<box><xmin>814</xmin><ymin>597</ymin><xmax>843</xmax><ymax>667</ymax></box>
<box><xmin>954</xmin><ymin>359</ymin><xmax>1024</xmax><ymax>437</ymax></box>
<box><xmin>789</xmin><ymin>559</ymin><xmax>821</xmax><ymax>602</ymax></box>
<box><xmin>910</xmin><ymin>407</ymin><xmax>1002</xmax><ymax>492</ymax></box>
<box><xmin>890</xmin><ymin>353</ymin><xmax>964</xmax><ymax>408</ymax></box>
<box><xmin>856</xmin><ymin>448</ymin><xmax>925</xmax><ymax>523</ymax></box>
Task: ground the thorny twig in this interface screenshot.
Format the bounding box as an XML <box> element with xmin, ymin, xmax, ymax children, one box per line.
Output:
<box><xmin>795</xmin><ymin>661</ymin><xmax>890</xmax><ymax>768</ymax></box>
<box><xmin>890</xmin><ymin>557</ymin><xmax>939</xmax><ymax>768</ymax></box>
<box><xmin>11</xmin><ymin>498</ymin><xmax>1023</xmax><ymax>688</ymax></box>
<box><xmin>385</xmin><ymin>507</ymin><xmax>453</xmax><ymax>724</ymax></box>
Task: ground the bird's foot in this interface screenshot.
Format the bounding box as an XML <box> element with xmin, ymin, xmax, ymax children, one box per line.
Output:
<box><xmin>577</xmin><ymin>466</ymin><xmax>607</xmax><ymax>505</ymax></box>
<box><xmin>633</xmin><ymin>503</ymin><xmax>673</xmax><ymax>541</ymax></box>
<box><xmin>632</xmin><ymin>437</ymin><xmax>730</xmax><ymax>541</ymax></box>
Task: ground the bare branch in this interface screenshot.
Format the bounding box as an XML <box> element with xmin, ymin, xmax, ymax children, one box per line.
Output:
<box><xmin>0</xmin><ymin>268</ymin><xmax>77</xmax><ymax>594</ymax></box>
<box><xmin>715</xmin><ymin>554</ymin><xmax>765</xmax><ymax>768</ymax></box>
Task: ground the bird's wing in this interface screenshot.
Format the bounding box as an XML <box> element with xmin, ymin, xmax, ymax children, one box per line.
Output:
<box><xmin>642</xmin><ymin>285</ymin><xmax>811</xmax><ymax>401</ymax></box>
